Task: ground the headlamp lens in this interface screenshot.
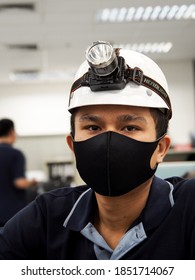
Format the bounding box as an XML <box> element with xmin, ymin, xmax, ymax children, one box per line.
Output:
<box><xmin>86</xmin><ymin>41</ymin><xmax>113</xmax><ymax>65</ymax></box>
<box><xmin>86</xmin><ymin>41</ymin><xmax>118</xmax><ymax>76</ymax></box>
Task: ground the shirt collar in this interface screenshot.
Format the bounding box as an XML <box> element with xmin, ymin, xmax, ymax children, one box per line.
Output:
<box><xmin>63</xmin><ymin>188</ymin><xmax>96</xmax><ymax>231</ymax></box>
<box><xmin>63</xmin><ymin>176</ymin><xmax>174</xmax><ymax>232</ymax></box>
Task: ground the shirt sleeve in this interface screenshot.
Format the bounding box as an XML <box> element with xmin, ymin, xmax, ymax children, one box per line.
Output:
<box><xmin>12</xmin><ymin>150</ymin><xmax>26</xmax><ymax>180</ymax></box>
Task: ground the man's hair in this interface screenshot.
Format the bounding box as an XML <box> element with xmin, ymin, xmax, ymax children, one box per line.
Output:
<box><xmin>70</xmin><ymin>108</ymin><xmax>169</xmax><ymax>139</ymax></box>
<box><xmin>0</xmin><ymin>119</ymin><xmax>14</xmax><ymax>137</ymax></box>
<box><xmin>149</xmin><ymin>108</ymin><xmax>169</xmax><ymax>138</ymax></box>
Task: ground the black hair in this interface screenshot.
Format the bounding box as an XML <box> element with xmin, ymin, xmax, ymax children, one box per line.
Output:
<box><xmin>149</xmin><ymin>108</ymin><xmax>169</xmax><ymax>138</ymax></box>
<box><xmin>0</xmin><ymin>119</ymin><xmax>14</xmax><ymax>137</ymax></box>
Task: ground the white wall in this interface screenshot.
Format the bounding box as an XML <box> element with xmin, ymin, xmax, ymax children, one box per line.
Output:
<box><xmin>0</xmin><ymin>82</ymin><xmax>72</xmax><ymax>136</ymax></box>
<box><xmin>159</xmin><ymin>60</ymin><xmax>195</xmax><ymax>145</ymax></box>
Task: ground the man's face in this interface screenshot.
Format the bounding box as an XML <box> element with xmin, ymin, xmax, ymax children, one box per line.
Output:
<box><xmin>74</xmin><ymin>104</ymin><xmax>157</xmax><ymax>142</ymax></box>
<box><xmin>66</xmin><ymin>104</ymin><xmax>171</xmax><ymax>189</ymax></box>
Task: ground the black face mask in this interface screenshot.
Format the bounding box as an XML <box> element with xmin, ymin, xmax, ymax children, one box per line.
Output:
<box><xmin>73</xmin><ymin>131</ymin><xmax>160</xmax><ymax>197</ymax></box>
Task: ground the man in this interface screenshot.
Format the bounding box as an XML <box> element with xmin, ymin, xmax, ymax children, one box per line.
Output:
<box><xmin>0</xmin><ymin>41</ymin><xmax>195</xmax><ymax>259</ymax></box>
<box><xmin>0</xmin><ymin>119</ymin><xmax>37</xmax><ymax>226</ymax></box>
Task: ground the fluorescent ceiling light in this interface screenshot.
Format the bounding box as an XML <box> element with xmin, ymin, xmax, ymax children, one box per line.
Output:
<box><xmin>97</xmin><ymin>4</ymin><xmax>195</xmax><ymax>22</ymax></box>
<box><xmin>113</xmin><ymin>42</ymin><xmax>173</xmax><ymax>54</ymax></box>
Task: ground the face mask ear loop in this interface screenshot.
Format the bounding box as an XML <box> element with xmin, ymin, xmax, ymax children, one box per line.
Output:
<box><xmin>151</xmin><ymin>133</ymin><xmax>167</xmax><ymax>170</ymax></box>
<box><xmin>70</xmin><ymin>132</ymin><xmax>75</xmax><ymax>141</ymax></box>
<box><xmin>156</xmin><ymin>133</ymin><xmax>166</xmax><ymax>142</ymax></box>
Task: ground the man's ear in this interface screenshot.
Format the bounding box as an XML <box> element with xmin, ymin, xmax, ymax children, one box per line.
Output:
<box><xmin>66</xmin><ymin>134</ymin><xmax>74</xmax><ymax>152</ymax></box>
<box><xmin>157</xmin><ymin>135</ymin><xmax>171</xmax><ymax>163</ymax></box>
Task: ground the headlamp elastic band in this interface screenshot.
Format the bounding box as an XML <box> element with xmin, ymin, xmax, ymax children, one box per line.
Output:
<box><xmin>69</xmin><ymin>66</ymin><xmax>172</xmax><ymax>119</ymax></box>
<box><xmin>125</xmin><ymin>67</ymin><xmax>172</xmax><ymax>118</ymax></box>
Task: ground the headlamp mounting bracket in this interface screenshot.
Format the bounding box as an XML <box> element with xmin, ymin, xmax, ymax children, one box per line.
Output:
<box><xmin>132</xmin><ymin>67</ymin><xmax>143</xmax><ymax>85</ymax></box>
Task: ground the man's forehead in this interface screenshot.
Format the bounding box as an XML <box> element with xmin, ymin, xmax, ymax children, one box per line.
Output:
<box><xmin>75</xmin><ymin>104</ymin><xmax>151</xmax><ymax>118</ymax></box>
<box><xmin>75</xmin><ymin>105</ymin><xmax>151</xmax><ymax>125</ymax></box>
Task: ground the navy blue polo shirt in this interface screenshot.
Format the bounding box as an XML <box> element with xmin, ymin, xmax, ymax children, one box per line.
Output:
<box><xmin>0</xmin><ymin>143</ymin><xmax>26</xmax><ymax>225</ymax></box>
<box><xmin>0</xmin><ymin>176</ymin><xmax>195</xmax><ymax>259</ymax></box>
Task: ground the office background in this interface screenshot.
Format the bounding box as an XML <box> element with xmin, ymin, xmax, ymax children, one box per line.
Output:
<box><xmin>0</xmin><ymin>0</ymin><xmax>195</xmax><ymax>184</ymax></box>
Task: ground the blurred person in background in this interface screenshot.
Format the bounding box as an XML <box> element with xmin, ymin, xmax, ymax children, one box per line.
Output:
<box><xmin>0</xmin><ymin>118</ymin><xmax>37</xmax><ymax>226</ymax></box>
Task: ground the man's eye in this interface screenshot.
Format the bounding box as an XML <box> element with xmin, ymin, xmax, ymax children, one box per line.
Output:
<box><xmin>123</xmin><ymin>126</ymin><xmax>138</xmax><ymax>132</ymax></box>
<box><xmin>88</xmin><ymin>125</ymin><xmax>100</xmax><ymax>131</ymax></box>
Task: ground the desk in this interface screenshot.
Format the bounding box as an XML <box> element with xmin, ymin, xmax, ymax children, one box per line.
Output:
<box><xmin>156</xmin><ymin>161</ymin><xmax>195</xmax><ymax>178</ymax></box>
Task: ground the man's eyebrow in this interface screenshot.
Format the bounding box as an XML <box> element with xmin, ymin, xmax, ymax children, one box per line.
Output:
<box><xmin>78</xmin><ymin>114</ymin><xmax>147</xmax><ymax>123</ymax></box>
<box><xmin>117</xmin><ymin>114</ymin><xmax>147</xmax><ymax>124</ymax></box>
<box><xmin>79</xmin><ymin>114</ymin><xmax>101</xmax><ymax>122</ymax></box>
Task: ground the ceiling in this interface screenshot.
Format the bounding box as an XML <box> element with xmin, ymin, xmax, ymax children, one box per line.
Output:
<box><xmin>0</xmin><ymin>0</ymin><xmax>195</xmax><ymax>84</ymax></box>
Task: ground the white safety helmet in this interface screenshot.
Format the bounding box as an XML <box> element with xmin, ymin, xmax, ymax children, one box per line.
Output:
<box><xmin>68</xmin><ymin>41</ymin><xmax>172</xmax><ymax>119</ymax></box>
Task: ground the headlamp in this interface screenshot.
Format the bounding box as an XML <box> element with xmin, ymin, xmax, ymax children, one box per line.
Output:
<box><xmin>70</xmin><ymin>41</ymin><xmax>172</xmax><ymax>118</ymax></box>
<box><xmin>86</xmin><ymin>41</ymin><xmax>118</xmax><ymax>76</ymax></box>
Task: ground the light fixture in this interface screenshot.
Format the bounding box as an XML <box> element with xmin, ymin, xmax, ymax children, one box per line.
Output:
<box><xmin>113</xmin><ymin>42</ymin><xmax>173</xmax><ymax>54</ymax></box>
<box><xmin>96</xmin><ymin>4</ymin><xmax>195</xmax><ymax>22</ymax></box>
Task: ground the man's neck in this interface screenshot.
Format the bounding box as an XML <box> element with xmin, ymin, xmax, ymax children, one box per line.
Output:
<box><xmin>0</xmin><ymin>137</ymin><xmax>13</xmax><ymax>145</ymax></box>
<box><xmin>94</xmin><ymin>178</ymin><xmax>153</xmax><ymax>249</ymax></box>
